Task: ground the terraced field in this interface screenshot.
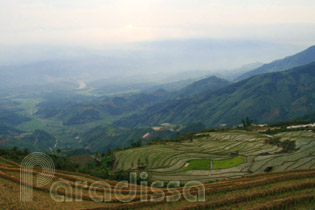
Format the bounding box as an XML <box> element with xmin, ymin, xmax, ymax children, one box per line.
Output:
<box><xmin>0</xmin><ymin>156</ymin><xmax>314</xmax><ymax>210</ymax></box>
<box><xmin>114</xmin><ymin>130</ymin><xmax>315</xmax><ymax>183</ymax></box>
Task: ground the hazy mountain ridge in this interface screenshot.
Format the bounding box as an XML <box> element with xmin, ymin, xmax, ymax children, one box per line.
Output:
<box><xmin>236</xmin><ymin>45</ymin><xmax>315</xmax><ymax>81</ymax></box>
<box><xmin>174</xmin><ymin>76</ymin><xmax>230</xmax><ymax>98</ymax></box>
<box><xmin>115</xmin><ymin>62</ymin><xmax>315</xmax><ymax>128</ymax></box>
<box><xmin>1</xmin><ymin>46</ymin><xmax>315</xmax><ymax>153</ymax></box>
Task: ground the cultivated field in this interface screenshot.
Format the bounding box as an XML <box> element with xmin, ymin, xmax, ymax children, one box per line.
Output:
<box><xmin>114</xmin><ymin>130</ymin><xmax>315</xmax><ymax>183</ymax></box>
<box><xmin>0</xmin><ymin>156</ymin><xmax>314</xmax><ymax>210</ymax></box>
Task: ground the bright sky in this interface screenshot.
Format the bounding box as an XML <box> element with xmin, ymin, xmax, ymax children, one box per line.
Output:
<box><xmin>1</xmin><ymin>0</ymin><xmax>315</xmax><ymax>47</ymax></box>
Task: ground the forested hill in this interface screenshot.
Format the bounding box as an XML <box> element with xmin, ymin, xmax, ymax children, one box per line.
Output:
<box><xmin>174</xmin><ymin>76</ymin><xmax>230</xmax><ymax>98</ymax></box>
<box><xmin>115</xmin><ymin>62</ymin><xmax>315</xmax><ymax>128</ymax></box>
<box><xmin>235</xmin><ymin>45</ymin><xmax>315</xmax><ymax>81</ymax></box>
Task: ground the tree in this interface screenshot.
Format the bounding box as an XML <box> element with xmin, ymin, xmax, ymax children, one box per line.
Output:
<box><xmin>242</xmin><ymin>117</ymin><xmax>253</xmax><ymax>128</ymax></box>
<box><xmin>23</xmin><ymin>148</ymin><xmax>30</xmax><ymax>155</ymax></box>
<box><xmin>245</xmin><ymin>117</ymin><xmax>253</xmax><ymax>127</ymax></box>
<box><xmin>95</xmin><ymin>152</ymin><xmax>100</xmax><ymax>166</ymax></box>
<box><xmin>131</xmin><ymin>139</ymin><xmax>142</xmax><ymax>148</ymax></box>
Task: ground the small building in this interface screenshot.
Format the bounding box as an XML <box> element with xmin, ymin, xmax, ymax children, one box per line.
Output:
<box><xmin>265</xmin><ymin>139</ymin><xmax>271</xmax><ymax>144</ymax></box>
<box><xmin>137</xmin><ymin>165</ymin><xmax>146</xmax><ymax>170</ymax></box>
<box><xmin>230</xmin><ymin>151</ymin><xmax>239</xmax><ymax>157</ymax></box>
<box><xmin>264</xmin><ymin>166</ymin><xmax>273</xmax><ymax>172</ymax></box>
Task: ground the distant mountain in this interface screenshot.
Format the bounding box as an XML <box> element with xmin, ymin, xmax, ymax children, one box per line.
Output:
<box><xmin>299</xmin><ymin>112</ymin><xmax>315</xmax><ymax>123</ymax></box>
<box><xmin>221</xmin><ymin>62</ymin><xmax>263</xmax><ymax>81</ymax></box>
<box><xmin>235</xmin><ymin>46</ymin><xmax>315</xmax><ymax>81</ymax></box>
<box><xmin>174</xmin><ymin>76</ymin><xmax>230</xmax><ymax>98</ymax></box>
<box><xmin>115</xmin><ymin>62</ymin><xmax>315</xmax><ymax>128</ymax></box>
<box><xmin>0</xmin><ymin>125</ymin><xmax>23</xmax><ymax>136</ymax></box>
<box><xmin>1</xmin><ymin>130</ymin><xmax>56</xmax><ymax>152</ymax></box>
<box><xmin>43</xmin><ymin>76</ymin><xmax>229</xmax><ymax>126</ymax></box>
<box><xmin>36</xmin><ymin>90</ymin><xmax>169</xmax><ymax>125</ymax></box>
<box><xmin>0</xmin><ymin>110</ymin><xmax>31</xmax><ymax>126</ymax></box>
<box><xmin>0</xmin><ymin>39</ymin><xmax>301</xmax><ymax>91</ymax></box>
<box><xmin>82</xmin><ymin>126</ymin><xmax>176</xmax><ymax>152</ymax></box>
<box><xmin>148</xmin><ymin>79</ymin><xmax>197</xmax><ymax>92</ymax></box>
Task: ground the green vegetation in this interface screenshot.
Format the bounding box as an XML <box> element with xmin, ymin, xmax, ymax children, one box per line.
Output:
<box><xmin>236</xmin><ymin>45</ymin><xmax>315</xmax><ymax>81</ymax></box>
<box><xmin>0</xmin><ymin>125</ymin><xmax>23</xmax><ymax>136</ymax></box>
<box><xmin>241</xmin><ymin>117</ymin><xmax>253</xmax><ymax>128</ymax></box>
<box><xmin>2</xmin><ymin>55</ymin><xmax>315</xmax><ymax>155</ymax></box>
<box><xmin>175</xmin><ymin>76</ymin><xmax>230</xmax><ymax>98</ymax></box>
<box><xmin>213</xmin><ymin>156</ymin><xmax>244</xmax><ymax>169</ymax></box>
<box><xmin>115</xmin><ymin>62</ymin><xmax>315</xmax><ymax>128</ymax></box>
<box><xmin>179</xmin><ymin>122</ymin><xmax>206</xmax><ymax>134</ymax></box>
<box><xmin>114</xmin><ymin>130</ymin><xmax>315</xmax><ymax>183</ymax></box>
<box><xmin>269</xmin><ymin>137</ymin><xmax>296</xmax><ymax>153</ymax></box>
<box><xmin>1</xmin><ymin>154</ymin><xmax>314</xmax><ymax>210</ymax></box>
<box><xmin>35</xmin><ymin>90</ymin><xmax>169</xmax><ymax>125</ymax></box>
<box><xmin>185</xmin><ymin>156</ymin><xmax>245</xmax><ymax>170</ymax></box>
<box><xmin>186</xmin><ymin>159</ymin><xmax>211</xmax><ymax>170</ymax></box>
<box><xmin>268</xmin><ymin>120</ymin><xmax>311</xmax><ymax>127</ymax></box>
<box><xmin>0</xmin><ymin>110</ymin><xmax>30</xmax><ymax>126</ymax></box>
<box><xmin>0</xmin><ymin>146</ymin><xmax>131</xmax><ymax>181</ymax></box>
<box><xmin>299</xmin><ymin>111</ymin><xmax>315</xmax><ymax>123</ymax></box>
<box><xmin>82</xmin><ymin>125</ymin><xmax>176</xmax><ymax>152</ymax></box>
<box><xmin>0</xmin><ymin>147</ymin><xmax>78</xmax><ymax>171</ymax></box>
<box><xmin>2</xmin><ymin>130</ymin><xmax>57</xmax><ymax>152</ymax></box>
<box><xmin>0</xmin><ymin>146</ymin><xmax>30</xmax><ymax>163</ymax></box>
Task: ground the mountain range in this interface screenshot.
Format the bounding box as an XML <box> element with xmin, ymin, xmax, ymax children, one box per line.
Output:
<box><xmin>1</xmin><ymin>45</ymin><xmax>315</xmax><ymax>153</ymax></box>
<box><xmin>115</xmin><ymin>61</ymin><xmax>315</xmax><ymax>128</ymax></box>
<box><xmin>235</xmin><ymin>45</ymin><xmax>315</xmax><ymax>81</ymax></box>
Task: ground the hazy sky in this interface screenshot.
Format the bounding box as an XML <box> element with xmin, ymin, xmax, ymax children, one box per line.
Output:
<box><xmin>1</xmin><ymin>0</ymin><xmax>315</xmax><ymax>47</ymax></box>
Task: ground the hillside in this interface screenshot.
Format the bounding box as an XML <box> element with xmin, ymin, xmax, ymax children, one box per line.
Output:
<box><xmin>115</xmin><ymin>62</ymin><xmax>315</xmax><ymax>128</ymax></box>
<box><xmin>35</xmin><ymin>90</ymin><xmax>169</xmax><ymax>125</ymax></box>
<box><xmin>0</xmin><ymin>125</ymin><xmax>23</xmax><ymax>136</ymax></box>
<box><xmin>174</xmin><ymin>76</ymin><xmax>230</xmax><ymax>98</ymax></box>
<box><xmin>1</xmin><ymin>130</ymin><xmax>57</xmax><ymax>152</ymax></box>
<box><xmin>35</xmin><ymin>76</ymin><xmax>230</xmax><ymax>126</ymax></box>
<box><xmin>221</xmin><ymin>62</ymin><xmax>263</xmax><ymax>81</ymax></box>
<box><xmin>0</xmin><ymin>109</ymin><xmax>30</xmax><ymax>127</ymax></box>
<box><xmin>300</xmin><ymin>112</ymin><xmax>315</xmax><ymax>123</ymax></box>
<box><xmin>114</xmin><ymin>130</ymin><xmax>315</xmax><ymax>183</ymax></box>
<box><xmin>82</xmin><ymin>125</ymin><xmax>177</xmax><ymax>152</ymax></box>
<box><xmin>0</xmin><ymin>130</ymin><xmax>314</xmax><ymax>210</ymax></box>
<box><xmin>236</xmin><ymin>45</ymin><xmax>315</xmax><ymax>81</ymax></box>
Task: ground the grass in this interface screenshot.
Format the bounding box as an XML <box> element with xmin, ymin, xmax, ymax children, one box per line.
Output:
<box><xmin>213</xmin><ymin>156</ymin><xmax>245</xmax><ymax>169</ymax></box>
<box><xmin>185</xmin><ymin>156</ymin><xmax>244</xmax><ymax>170</ymax></box>
<box><xmin>186</xmin><ymin>159</ymin><xmax>211</xmax><ymax>170</ymax></box>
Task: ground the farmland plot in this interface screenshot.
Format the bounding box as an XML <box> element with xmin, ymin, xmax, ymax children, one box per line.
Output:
<box><xmin>114</xmin><ymin>130</ymin><xmax>315</xmax><ymax>183</ymax></box>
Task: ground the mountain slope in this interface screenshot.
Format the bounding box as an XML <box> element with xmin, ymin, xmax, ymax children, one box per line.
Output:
<box><xmin>235</xmin><ymin>45</ymin><xmax>315</xmax><ymax>81</ymax></box>
<box><xmin>115</xmin><ymin>62</ymin><xmax>315</xmax><ymax>128</ymax></box>
<box><xmin>35</xmin><ymin>90</ymin><xmax>169</xmax><ymax>125</ymax></box>
<box><xmin>82</xmin><ymin>125</ymin><xmax>176</xmax><ymax>152</ymax></box>
<box><xmin>174</xmin><ymin>76</ymin><xmax>230</xmax><ymax>98</ymax></box>
<box><xmin>221</xmin><ymin>62</ymin><xmax>263</xmax><ymax>81</ymax></box>
<box><xmin>0</xmin><ymin>130</ymin><xmax>56</xmax><ymax>152</ymax></box>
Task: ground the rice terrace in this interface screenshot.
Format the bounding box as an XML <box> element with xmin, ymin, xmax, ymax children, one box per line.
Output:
<box><xmin>114</xmin><ymin>130</ymin><xmax>315</xmax><ymax>183</ymax></box>
<box><xmin>0</xmin><ymin>129</ymin><xmax>315</xmax><ymax>210</ymax></box>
